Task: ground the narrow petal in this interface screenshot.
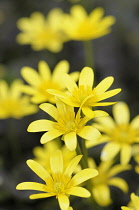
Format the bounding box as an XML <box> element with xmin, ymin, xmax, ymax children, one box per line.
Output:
<box><xmin>131</xmin><ymin>193</ymin><xmax>139</xmax><ymax>208</ymax></box>
<box><xmin>94</xmin><ymin>76</ymin><xmax>114</xmax><ymax>95</ymax></box>
<box><xmin>64</xmin><ymin>132</ymin><xmax>77</xmax><ymax>151</ymax></box>
<box><xmin>108</xmin><ymin>177</ymin><xmax>128</xmax><ymax>193</ymax></box>
<box><xmin>40</xmin><ymin>130</ymin><xmax>63</xmax><ymax>144</ymax></box>
<box><xmin>130</xmin><ymin>115</ymin><xmax>139</xmax><ymax>129</ymax></box>
<box><xmin>101</xmin><ymin>142</ymin><xmax>121</xmax><ymax>161</ymax></box>
<box><xmin>21</xmin><ymin>85</ymin><xmax>37</xmax><ymax>95</ymax></box>
<box><xmin>93</xmin><ymin>110</ymin><xmax>109</xmax><ymax>118</ymax></box>
<box><xmin>64</xmin><ymin>73</ymin><xmax>78</xmax><ymax>94</ymax></box>
<box><xmin>39</xmin><ymin>103</ymin><xmax>58</xmax><ymax>121</ymax></box>
<box><xmin>27</xmin><ymin>120</ymin><xmax>55</xmax><ymax>132</ymax></box>
<box><xmin>10</xmin><ymin>80</ymin><xmax>22</xmax><ymax>98</ymax></box>
<box><xmin>79</xmin><ymin>67</ymin><xmax>94</xmax><ymax>91</ymax></box>
<box><xmin>64</xmin><ymin>155</ymin><xmax>82</xmax><ymax>176</ymax></box>
<box><xmin>92</xmin><ymin>185</ymin><xmax>112</xmax><ymax>207</ymax></box>
<box><xmin>108</xmin><ymin>164</ymin><xmax>131</xmax><ymax>178</ymax></box>
<box><xmin>97</xmin><ymin>89</ymin><xmax>121</xmax><ymax>101</ymax></box>
<box><xmin>78</xmin><ymin>126</ymin><xmax>101</xmax><ymax>142</ymax></box>
<box><xmin>47</xmin><ymin>89</ymin><xmax>68</xmax><ymax>100</ymax></box>
<box><xmin>50</xmin><ymin>150</ymin><xmax>63</xmax><ymax>173</ymax></box>
<box><xmin>82</xmin><ymin>107</ymin><xmax>95</xmax><ymax>118</ymax></box>
<box><xmin>67</xmin><ymin>187</ymin><xmax>91</xmax><ymax>197</ymax></box>
<box><xmin>121</xmin><ymin>207</ymin><xmax>131</xmax><ymax>210</ymax></box>
<box><xmin>30</xmin><ymin>193</ymin><xmax>55</xmax><ymax>199</ymax></box>
<box><xmin>121</xmin><ymin>144</ymin><xmax>132</xmax><ymax>165</ymax></box>
<box><xmin>16</xmin><ymin>182</ymin><xmax>47</xmax><ymax>192</ymax></box>
<box><xmin>58</xmin><ymin>194</ymin><xmax>70</xmax><ymax>210</ymax></box>
<box><xmin>92</xmin><ymin>102</ymin><xmax>116</xmax><ymax>106</ymax></box>
<box><xmin>26</xmin><ymin>160</ymin><xmax>51</xmax><ymax>181</ymax></box>
<box><xmin>38</xmin><ymin>61</ymin><xmax>51</xmax><ymax>80</ymax></box>
<box><xmin>113</xmin><ymin>102</ymin><xmax>130</xmax><ymax>125</ymax></box>
<box><xmin>0</xmin><ymin>80</ymin><xmax>8</xmax><ymax>98</ymax></box>
<box><xmin>71</xmin><ymin>168</ymin><xmax>98</xmax><ymax>186</ymax></box>
<box><xmin>52</xmin><ymin>60</ymin><xmax>69</xmax><ymax>82</ymax></box>
<box><xmin>95</xmin><ymin>116</ymin><xmax>115</xmax><ymax>131</ymax></box>
<box><xmin>21</xmin><ymin>67</ymin><xmax>41</xmax><ymax>87</ymax></box>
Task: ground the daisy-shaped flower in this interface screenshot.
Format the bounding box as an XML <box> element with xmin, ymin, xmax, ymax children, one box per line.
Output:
<box><xmin>93</xmin><ymin>102</ymin><xmax>139</xmax><ymax>164</ymax></box>
<box><xmin>28</xmin><ymin>98</ymin><xmax>101</xmax><ymax>151</ymax></box>
<box><xmin>16</xmin><ymin>9</ymin><xmax>67</xmax><ymax>52</ymax></box>
<box><xmin>89</xmin><ymin>158</ymin><xmax>130</xmax><ymax>207</ymax></box>
<box><xmin>0</xmin><ymin>79</ymin><xmax>38</xmax><ymax>119</ymax></box>
<box><xmin>21</xmin><ymin>60</ymin><xmax>79</xmax><ymax>104</ymax></box>
<box><xmin>16</xmin><ymin>150</ymin><xmax>98</xmax><ymax>210</ymax></box>
<box><xmin>121</xmin><ymin>193</ymin><xmax>139</xmax><ymax>210</ymax></box>
<box><xmin>48</xmin><ymin>67</ymin><xmax>121</xmax><ymax>118</ymax></box>
<box><xmin>33</xmin><ymin>141</ymin><xmax>76</xmax><ymax>172</ymax></box>
<box><xmin>62</xmin><ymin>5</ymin><xmax>116</xmax><ymax>41</ymax></box>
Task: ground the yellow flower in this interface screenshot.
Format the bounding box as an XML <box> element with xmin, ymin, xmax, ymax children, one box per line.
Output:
<box><xmin>62</xmin><ymin>5</ymin><xmax>116</xmax><ymax>41</ymax></box>
<box><xmin>21</xmin><ymin>60</ymin><xmax>79</xmax><ymax>104</ymax></box>
<box><xmin>89</xmin><ymin>158</ymin><xmax>130</xmax><ymax>207</ymax></box>
<box><xmin>28</xmin><ymin>98</ymin><xmax>101</xmax><ymax>151</ymax></box>
<box><xmin>16</xmin><ymin>9</ymin><xmax>67</xmax><ymax>52</ymax></box>
<box><xmin>0</xmin><ymin>79</ymin><xmax>38</xmax><ymax>119</ymax></box>
<box><xmin>93</xmin><ymin>102</ymin><xmax>139</xmax><ymax>164</ymax></box>
<box><xmin>48</xmin><ymin>67</ymin><xmax>121</xmax><ymax>118</ymax></box>
<box><xmin>121</xmin><ymin>193</ymin><xmax>139</xmax><ymax>210</ymax></box>
<box><xmin>33</xmin><ymin>141</ymin><xmax>76</xmax><ymax>172</ymax></box>
<box><xmin>16</xmin><ymin>150</ymin><xmax>98</xmax><ymax>210</ymax></box>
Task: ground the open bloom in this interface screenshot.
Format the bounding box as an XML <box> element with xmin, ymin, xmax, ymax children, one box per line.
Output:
<box><xmin>93</xmin><ymin>102</ymin><xmax>139</xmax><ymax>164</ymax></box>
<box><xmin>16</xmin><ymin>9</ymin><xmax>67</xmax><ymax>52</ymax></box>
<box><xmin>21</xmin><ymin>60</ymin><xmax>79</xmax><ymax>104</ymax></box>
<box><xmin>33</xmin><ymin>141</ymin><xmax>76</xmax><ymax>173</ymax></box>
<box><xmin>89</xmin><ymin>158</ymin><xmax>130</xmax><ymax>207</ymax></box>
<box><xmin>121</xmin><ymin>193</ymin><xmax>139</xmax><ymax>210</ymax></box>
<box><xmin>48</xmin><ymin>67</ymin><xmax>121</xmax><ymax>118</ymax></box>
<box><xmin>16</xmin><ymin>150</ymin><xmax>98</xmax><ymax>210</ymax></box>
<box><xmin>0</xmin><ymin>79</ymin><xmax>38</xmax><ymax>119</ymax></box>
<box><xmin>61</xmin><ymin>5</ymin><xmax>116</xmax><ymax>41</ymax></box>
<box><xmin>28</xmin><ymin>98</ymin><xmax>101</xmax><ymax>151</ymax></box>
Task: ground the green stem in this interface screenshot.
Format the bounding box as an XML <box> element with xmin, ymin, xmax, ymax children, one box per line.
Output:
<box><xmin>83</xmin><ymin>40</ymin><xmax>94</xmax><ymax>69</ymax></box>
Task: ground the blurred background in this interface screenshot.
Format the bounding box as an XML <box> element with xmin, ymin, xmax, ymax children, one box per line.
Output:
<box><xmin>0</xmin><ymin>0</ymin><xmax>139</xmax><ymax>209</ymax></box>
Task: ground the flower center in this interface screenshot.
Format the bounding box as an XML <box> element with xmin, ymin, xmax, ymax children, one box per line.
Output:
<box><xmin>54</xmin><ymin>182</ymin><xmax>65</xmax><ymax>193</ymax></box>
<box><xmin>66</xmin><ymin>121</ymin><xmax>76</xmax><ymax>131</ymax></box>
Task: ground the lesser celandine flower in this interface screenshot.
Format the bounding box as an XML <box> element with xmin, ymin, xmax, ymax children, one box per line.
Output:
<box><xmin>16</xmin><ymin>150</ymin><xmax>98</xmax><ymax>210</ymax></box>
<box><xmin>89</xmin><ymin>158</ymin><xmax>130</xmax><ymax>207</ymax></box>
<box><xmin>16</xmin><ymin>9</ymin><xmax>67</xmax><ymax>52</ymax></box>
<box><xmin>93</xmin><ymin>102</ymin><xmax>139</xmax><ymax>164</ymax></box>
<box><xmin>33</xmin><ymin>141</ymin><xmax>76</xmax><ymax>172</ymax></box>
<box><xmin>0</xmin><ymin>79</ymin><xmax>38</xmax><ymax>119</ymax></box>
<box><xmin>28</xmin><ymin>98</ymin><xmax>101</xmax><ymax>151</ymax></box>
<box><xmin>21</xmin><ymin>60</ymin><xmax>79</xmax><ymax>104</ymax></box>
<box><xmin>48</xmin><ymin>67</ymin><xmax>121</xmax><ymax>118</ymax></box>
<box><xmin>121</xmin><ymin>193</ymin><xmax>139</xmax><ymax>210</ymax></box>
<box><xmin>61</xmin><ymin>5</ymin><xmax>116</xmax><ymax>41</ymax></box>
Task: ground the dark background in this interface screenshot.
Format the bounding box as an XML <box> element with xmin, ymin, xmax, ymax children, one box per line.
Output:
<box><xmin>0</xmin><ymin>0</ymin><xmax>139</xmax><ymax>209</ymax></box>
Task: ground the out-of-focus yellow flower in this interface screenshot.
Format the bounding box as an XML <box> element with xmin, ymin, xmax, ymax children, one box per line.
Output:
<box><xmin>33</xmin><ymin>141</ymin><xmax>76</xmax><ymax>173</ymax></box>
<box><xmin>21</xmin><ymin>60</ymin><xmax>79</xmax><ymax>104</ymax></box>
<box><xmin>16</xmin><ymin>9</ymin><xmax>67</xmax><ymax>52</ymax></box>
<box><xmin>62</xmin><ymin>5</ymin><xmax>116</xmax><ymax>41</ymax></box>
<box><xmin>132</xmin><ymin>145</ymin><xmax>139</xmax><ymax>173</ymax></box>
<box><xmin>0</xmin><ymin>79</ymin><xmax>38</xmax><ymax>119</ymax></box>
<box><xmin>93</xmin><ymin>102</ymin><xmax>139</xmax><ymax>164</ymax></box>
<box><xmin>121</xmin><ymin>193</ymin><xmax>139</xmax><ymax>210</ymax></box>
<box><xmin>90</xmin><ymin>158</ymin><xmax>130</xmax><ymax>207</ymax></box>
<box><xmin>16</xmin><ymin>150</ymin><xmax>98</xmax><ymax>210</ymax></box>
<box><xmin>28</xmin><ymin>98</ymin><xmax>101</xmax><ymax>151</ymax></box>
<box><xmin>48</xmin><ymin>67</ymin><xmax>121</xmax><ymax>118</ymax></box>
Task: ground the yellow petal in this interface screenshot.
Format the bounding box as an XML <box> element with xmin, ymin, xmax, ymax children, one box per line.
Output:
<box><xmin>58</xmin><ymin>194</ymin><xmax>70</xmax><ymax>210</ymax></box>
<box><xmin>130</xmin><ymin>115</ymin><xmax>139</xmax><ymax>129</ymax></box>
<box><xmin>121</xmin><ymin>207</ymin><xmax>131</xmax><ymax>210</ymax></box>
<box><xmin>64</xmin><ymin>73</ymin><xmax>78</xmax><ymax>94</ymax></box>
<box><xmin>30</xmin><ymin>193</ymin><xmax>55</xmax><ymax>199</ymax></box>
<box><xmin>21</xmin><ymin>85</ymin><xmax>37</xmax><ymax>95</ymax></box>
<box><xmin>92</xmin><ymin>102</ymin><xmax>116</xmax><ymax>106</ymax></box>
<box><xmin>50</xmin><ymin>150</ymin><xmax>63</xmax><ymax>173</ymax></box>
<box><xmin>108</xmin><ymin>164</ymin><xmax>131</xmax><ymax>178</ymax></box>
<box><xmin>64</xmin><ymin>155</ymin><xmax>82</xmax><ymax>176</ymax></box>
<box><xmin>101</xmin><ymin>142</ymin><xmax>120</xmax><ymax>161</ymax></box>
<box><xmin>38</xmin><ymin>61</ymin><xmax>51</xmax><ymax>80</ymax></box>
<box><xmin>10</xmin><ymin>79</ymin><xmax>23</xmax><ymax>98</ymax></box>
<box><xmin>94</xmin><ymin>76</ymin><xmax>114</xmax><ymax>95</ymax></box>
<box><xmin>69</xmin><ymin>71</ymin><xmax>79</xmax><ymax>82</ymax></box>
<box><xmin>79</xmin><ymin>67</ymin><xmax>94</xmax><ymax>91</ymax></box>
<box><xmin>82</xmin><ymin>107</ymin><xmax>94</xmax><ymax>118</ymax></box>
<box><xmin>90</xmin><ymin>7</ymin><xmax>104</xmax><ymax>22</ymax></box>
<box><xmin>0</xmin><ymin>80</ymin><xmax>8</xmax><ymax>98</ymax></box>
<box><xmin>121</xmin><ymin>144</ymin><xmax>132</xmax><ymax>165</ymax></box>
<box><xmin>131</xmin><ymin>193</ymin><xmax>139</xmax><ymax>208</ymax></box>
<box><xmin>95</xmin><ymin>115</ymin><xmax>115</xmax><ymax>131</ymax></box>
<box><xmin>64</xmin><ymin>132</ymin><xmax>77</xmax><ymax>151</ymax></box>
<box><xmin>52</xmin><ymin>60</ymin><xmax>69</xmax><ymax>82</ymax></box>
<box><xmin>21</xmin><ymin>67</ymin><xmax>41</xmax><ymax>87</ymax></box>
<box><xmin>40</xmin><ymin>130</ymin><xmax>63</xmax><ymax>144</ymax></box>
<box><xmin>70</xmin><ymin>5</ymin><xmax>87</xmax><ymax>20</ymax></box>
<box><xmin>27</xmin><ymin>120</ymin><xmax>55</xmax><ymax>132</ymax></box>
<box><xmin>26</xmin><ymin>159</ymin><xmax>51</xmax><ymax>181</ymax></box>
<box><xmin>67</xmin><ymin>187</ymin><xmax>90</xmax><ymax>197</ymax></box>
<box><xmin>108</xmin><ymin>177</ymin><xmax>128</xmax><ymax>193</ymax></box>
<box><xmin>78</xmin><ymin>126</ymin><xmax>101</xmax><ymax>141</ymax></box>
<box><xmin>93</xmin><ymin>110</ymin><xmax>109</xmax><ymax>118</ymax></box>
<box><xmin>92</xmin><ymin>185</ymin><xmax>112</xmax><ymax>207</ymax></box>
<box><xmin>97</xmin><ymin>88</ymin><xmax>121</xmax><ymax>101</ymax></box>
<box><xmin>71</xmin><ymin>168</ymin><xmax>98</xmax><ymax>186</ymax></box>
<box><xmin>16</xmin><ymin>182</ymin><xmax>46</xmax><ymax>192</ymax></box>
<box><xmin>39</xmin><ymin>103</ymin><xmax>58</xmax><ymax>121</ymax></box>
<box><xmin>113</xmin><ymin>102</ymin><xmax>130</xmax><ymax>125</ymax></box>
